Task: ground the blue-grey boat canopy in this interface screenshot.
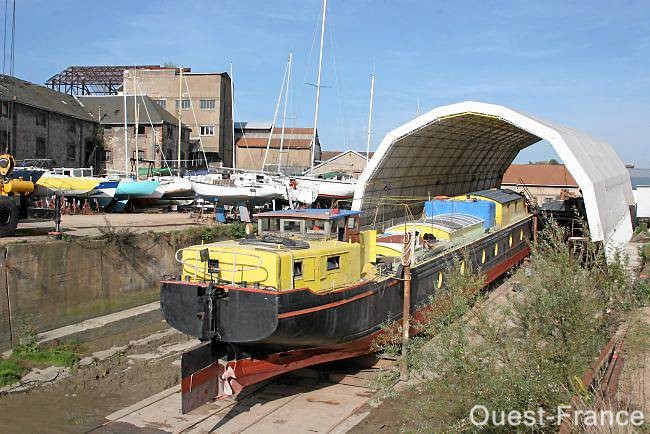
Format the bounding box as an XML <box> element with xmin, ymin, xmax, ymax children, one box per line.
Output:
<box><xmin>467</xmin><ymin>188</ymin><xmax>522</xmax><ymax>204</ymax></box>
<box><xmin>352</xmin><ymin>101</ymin><xmax>634</xmax><ymax>257</ymax></box>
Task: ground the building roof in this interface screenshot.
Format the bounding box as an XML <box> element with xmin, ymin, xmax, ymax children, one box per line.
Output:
<box><xmin>234</xmin><ymin>121</ymin><xmax>273</xmax><ymax>130</ymax></box>
<box><xmin>502</xmin><ymin>163</ymin><xmax>578</xmax><ymax>187</ymax></box>
<box><xmin>0</xmin><ymin>74</ymin><xmax>96</xmax><ymax>122</ymax></box>
<box><xmin>353</xmin><ymin>101</ymin><xmax>634</xmax><ymax>253</ymax></box>
<box><xmin>627</xmin><ymin>167</ymin><xmax>650</xmax><ymax>189</ymax></box>
<box><xmin>234</xmin><ymin>122</ymin><xmax>315</xmax><ymax>136</ymax></box>
<box><xmin>78</xmin><ymin>95</ymin><xmax>188</xmax><ymax>128</ymax></box>
<box><xmin>468</xmin><ymin>188</ymin><xmax>522</xmax><ymax>204</ymax></box>
<box><xmin>235</xmin><ymin>137</ymin><xmax>312</xmax><ymax>149</ymax></box>
<box><xmin>313</xmin><ymin>150</ymin><xmax>373</xmax><ymax>170</ymax></box>
<box><xmin>255</xmin><ymin>208</ymin><xmax>362</xmax><ymax>220</ymax></box>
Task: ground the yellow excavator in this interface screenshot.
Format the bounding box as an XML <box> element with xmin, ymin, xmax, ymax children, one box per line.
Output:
<box><xmin>0</xmin><ymin>153</ymin><xmax>34</xmax><ymax>237</ymax></box>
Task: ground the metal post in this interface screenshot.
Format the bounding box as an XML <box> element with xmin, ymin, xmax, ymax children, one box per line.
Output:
<box><xmin>400</xmin><ymin>262</ymin><xmax>411</xmax><ymax>381</ymax></box>
<box><xmin>366</xmin><ymin>73</ymin><xmax>375</xmax><ymax>162</ymax></box>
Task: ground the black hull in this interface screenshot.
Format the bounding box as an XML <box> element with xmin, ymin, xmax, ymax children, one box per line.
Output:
<box><xmin>161</xmin><ymin>217</ymin><xmax>533</xmax><ymax>352</ymax></box>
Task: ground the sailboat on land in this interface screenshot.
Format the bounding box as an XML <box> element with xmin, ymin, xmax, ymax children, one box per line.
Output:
<box><xmin>289</xmin><ymin>0</ymin><xmax>356</xmax><ymax>203</ymax></box>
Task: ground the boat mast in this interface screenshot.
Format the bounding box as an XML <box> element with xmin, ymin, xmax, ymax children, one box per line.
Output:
<box><xmin>366</xmin><ymin>73</ymin><xmax>375</xmax><ymax>162</ymax></box>
<box><xmin>278</xmin><ymin>52</ymin><xmax>292</xmax><ymax>174</ymax></box>
<box><xmin>262</xmin><ymin>58</ymin><xmax>289</xmax><ymax>172</ymax></box>
<box><xmin>177</xmin><ymin>66</ymin><xmax>183</xmax><ymax>172</ymax></box>
<box><xmin>123</xmin><ymin>74</ymin><xmax>129</xmax><ymax>177</ymax></box>
<box><xmin>310</xmin><ymin>0</ymin><xmax>327</xmax><ymax>175</ymax></box>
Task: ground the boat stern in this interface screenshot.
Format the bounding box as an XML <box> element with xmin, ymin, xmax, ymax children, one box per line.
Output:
<box><xmin>160</xmin><ymin>280</ymin><xmax>279</xmax><ymax>342</ymax></box>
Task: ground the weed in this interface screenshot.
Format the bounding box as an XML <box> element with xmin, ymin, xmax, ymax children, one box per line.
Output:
<box><xmin>372</xmin><ymin>221</ymin><xmax>646</xmax><ymax>432</ymax></box>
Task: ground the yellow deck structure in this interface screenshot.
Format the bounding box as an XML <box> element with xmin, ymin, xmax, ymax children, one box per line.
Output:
<box><xmin>455</xmin><ymin>189</ymin><xmax>526</xmax><ymax>227</ymax></box>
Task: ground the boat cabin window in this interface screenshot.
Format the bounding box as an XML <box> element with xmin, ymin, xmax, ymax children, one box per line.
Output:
<box><xmin>326</xmin><ymin>255</ymin><xmax>340</xmax><ymax>271</ymax></box>
<box><xmin>259</xmin><ymin>218</ymin><xmax>280</xmax><ymax>232</ymax></box>
<box><xmin>293</xmin><ymin>261</ymin><xmax>303</xmax><ymax>277</ymax></box>
<box><xmin>306</xmin><ymin>219</ymin><xmax>325</xmax><ymax>233</ymax></box>
<box><xmin>281</xmin><ymin>219</ymin><xmax>303</xmax><ymax>234</ymax></box>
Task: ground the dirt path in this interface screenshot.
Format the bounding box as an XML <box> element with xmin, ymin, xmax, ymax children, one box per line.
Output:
<box><xmin>0</xmin><ymin>320</ymin><xmax>196</xmax><ymax>434</ymax></box>
<box><xmin>618</xmin><ymin>306</ymin><xmax>650</xmax><ymax>417</ymax></box>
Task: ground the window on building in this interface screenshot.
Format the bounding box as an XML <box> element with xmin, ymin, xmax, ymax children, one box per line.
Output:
<box><xmin>0</xmin><ymin>101</ymin><xmax>9</xmax><ymax>117</ymax></box>
<box><xmin>166</xmin><ymin>126</ymin><xmax>173</xmax><ymax>139</ymax></box>
<box><xmin>175</xmin><ymin>99</ymin><xmax>191</xmax><ymax>110</ymax></box>
<box><xmin>68</xmin><ymin>120</ymin><xmax>76</xmax><ymax>133</ymax></box>
<box><xmin>101</xmin><ymin>149</ymin><xmax>112</xmax><ymax>162</ymax></box>
<box><xmin>0</xmin><ymin>130</ymin><xmax>9</xmax><ymax>152</ymax></box>
<box><xmin>154</xmin><ymin>99</ymin><xmax>166</xmax><ymax>109</ymax></box>
<box><xmin>66</xmin><ymin>144</ymin><xmax>76</xmax><ymax>161</ymax></box>
<box><xmin>200</xmin><ymin>99</ymin><xmax>216</xmax><ymax>110</ymax></box>
<box><xmin>326</xmin><ymin>255</ymin><xmax>340</xmax><ymax>271</ymax></box>
<box><xmin>135</xmin><ymin>124</ymin><xmax>146</xmax><ymax>135</ymax></box>
<box><xmin>36</xmin><ymin>112</ymin><xmax>47</xmax><ymax>126</ymax></box>
<box><xmin>36</xmin><ymin>137</ymin><xmax>46</xmax><ymax>157</ymax></box>
<box><xmin>133</xmin><ymin>149</ymin><xmax>145</xmax><ymax>161</ymax></box>
<box><xmin>200</xmin><ymin>125</ymin><xmax>215</xmax><ymax>136</ymax></box>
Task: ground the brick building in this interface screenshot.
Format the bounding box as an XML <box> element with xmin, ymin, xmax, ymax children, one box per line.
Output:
<box><xmin>0</xmin><ymin>75</ymin><xmax>98</xmax><ymax>167</ymax></box>
<box><xmin>234</xmin><ymin>122</ymin><xmax>321</xmax><ymax>173</ymax></box>
<box><xmin>123</xmin><ymin>68</ymin><xmax>233</xmax><ymax>167</ymax></box>
<box><xmin>500</xmin><ymin>163</ymin><xmax>580</xmax><ymax>205</ymax></box>
<box><xmin>78</xmin><ymin>95</ymin><xmax>191</xmax><ymax>175</ymax></box>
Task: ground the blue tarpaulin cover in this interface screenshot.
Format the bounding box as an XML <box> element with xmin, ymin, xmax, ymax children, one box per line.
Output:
<box><xmin>424</xmin><ymin>199</ymin><xmax>495</xmax><ymax>230</ymax></box>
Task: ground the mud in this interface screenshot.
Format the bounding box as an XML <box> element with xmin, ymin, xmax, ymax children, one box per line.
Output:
<box><xmin>0</xmin><ymin>320</ymin><xmax>194</xmax><ymax>434</ymax></box>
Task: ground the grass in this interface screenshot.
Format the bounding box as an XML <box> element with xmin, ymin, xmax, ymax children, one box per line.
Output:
<box><xmin>0</xmin><ymin>358</ymin><xmax>27</xmax><ymax>387</ymax></box>
<box><xmin>0</xmin><ymin>328</ymin><xmax>82</xmax><ymax>388</ymax></box>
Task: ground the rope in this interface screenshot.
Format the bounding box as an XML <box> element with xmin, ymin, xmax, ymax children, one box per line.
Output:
<box><xmin>134</xmin><ymin>78</ymin><xmax>172</xmax><ymax>174</ymax></box>
<box><xmin>183</xmin><ymin>73</ymin><xmax>209</xmax><ymax>169</ymax></box>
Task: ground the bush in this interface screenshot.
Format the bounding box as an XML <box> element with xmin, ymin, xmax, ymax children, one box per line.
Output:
<box><xmin>373</xmin><ymin>222</ymin><xmax>645</xmax><ymax>432</ymax></box>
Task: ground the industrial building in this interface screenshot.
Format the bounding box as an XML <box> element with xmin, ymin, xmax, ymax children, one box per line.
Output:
<box><xmin>0</xmin><ymin>74</ymin><xmax>98</xmax><ymax>168</ymax></box>
<box><xmin>122</xmin><ymin>68</ymin><xmax>233</xmax><ymax>168</ymax></box>
<box><xmin>78</xmin><ymin>95</ymin><xmax>191</xmax><ymax>175</ymax></box>
<box><xmin>500</xmin><ymin>163</ymin><xmax>580</xmax><ymax>205</ymax></box>
<box><xmin>234</xmin><ymin>122</ymin><xmax>321</xmax><ymax>173</ymax></box>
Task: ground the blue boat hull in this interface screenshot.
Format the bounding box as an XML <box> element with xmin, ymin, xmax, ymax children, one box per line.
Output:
<box><xmin>115</xmin><ymin>180</ymin><xmax>160</xmax><ymax>197</ymax></box>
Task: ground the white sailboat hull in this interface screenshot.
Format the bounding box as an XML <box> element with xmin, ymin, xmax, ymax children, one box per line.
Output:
<box><xmin>291</xmin><ymin>176</ymin><xmax>356</xmax><ymax>200</ymax></box>
<box><xmin>190</xmin><ymin>180</ymin><xmax>284</xmax><ymax>205</ymax></box>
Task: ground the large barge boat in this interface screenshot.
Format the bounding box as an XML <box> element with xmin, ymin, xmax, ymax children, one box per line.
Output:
<box><xmin>161</xmin><ymin>188</ymin><xmax>534</xmax><ymax>412</ymax></box>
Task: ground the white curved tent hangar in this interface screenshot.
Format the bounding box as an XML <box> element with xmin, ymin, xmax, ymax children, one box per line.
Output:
<box><xmin>352</xmin><ymin>101</ymin><xmax>634</xmax><ymax>254</ymax></box>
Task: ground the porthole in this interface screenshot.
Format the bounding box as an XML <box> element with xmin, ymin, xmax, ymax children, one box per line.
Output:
<box><xmin>460</xmin><ymin>260</ymin><xmax>465</xmax><ymax>275</ymax></box>
<box><xmin>481</xmin><ymin>250</ymin><xmax>486</xmax><ymax>264</ymax></box>
<box><xmin>520</xmin><ymin>229</ymin><xmax>524</xmax><ymax>241</ymax></box>
<box><xmin>494</xmin><ymin>243</ymin><xmax>499</xmax><ymax>256</ymax></box>
<box><xmin>437</xmin><ymin>271</ymin><xmax>443</xmax><ymax>289</ymax></box>
<box><xmin>509</xmin><ymin>234</ymin><xmax>513</xmax><ymax>248</ymax></box>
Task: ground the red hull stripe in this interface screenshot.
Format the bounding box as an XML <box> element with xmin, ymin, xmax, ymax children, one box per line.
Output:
<box><xmin>278</xmin><ymin>290</ymin><xmax>375</xmax><ymax>319</ymax></box>
<box><xmin>181</xmin><ymin>362</ymin><xmax>220</xmax><ymax>394</ymax></box>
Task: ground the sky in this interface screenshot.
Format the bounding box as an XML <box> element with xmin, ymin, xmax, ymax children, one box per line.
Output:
<box><xmin>7</xmin><ymin>0</ymin><xmax>650</xmax><ymax>166</ymax></box>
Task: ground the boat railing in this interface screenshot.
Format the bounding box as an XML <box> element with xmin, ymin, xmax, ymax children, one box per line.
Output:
<box><xmin>361</xmin><ymin>214</ymin><xmax>421</xmax><ymax>233</ymax></box>
<box><xmin>175</xmin><ymin>248</ymin><xmax>270</xmax><ymax>287</ymax></box>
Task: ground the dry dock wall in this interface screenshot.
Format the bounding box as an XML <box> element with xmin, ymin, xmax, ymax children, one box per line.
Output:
<box><xmin>0</xmin><ymin>232</ymin><xmax>195</xmax><ymax>351</ymax></box>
